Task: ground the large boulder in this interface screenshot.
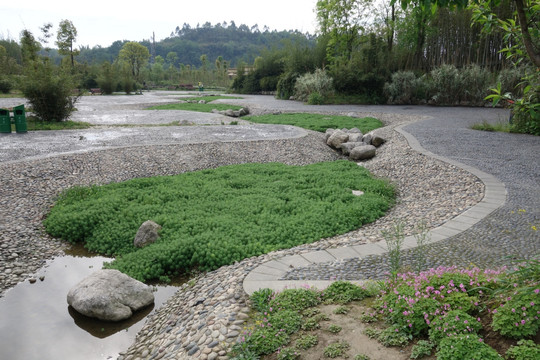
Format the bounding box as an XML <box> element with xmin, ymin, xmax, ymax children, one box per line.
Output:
<box><xmin>326</xmin><ymin>130</ymin><xmax>349</xmax><ymax>149</ymax></box>
<box><xmin>134</xmin><ymin>220</ymin><xmax>161</xmax><ymax>248</ymax></box>
<box><xmin>67</xmin><ymin>269</ymin><xmax>154</xmax><ymax>321</ymax></box>
<box><xmin>349</xmin><ymin>145</ymin><xmax>376</xmax><ymax>161</ymax></box>
<box><xmin>340</xmin><ymin>142</ymin><xmax>365</xmax><ymax>156</ymax></box>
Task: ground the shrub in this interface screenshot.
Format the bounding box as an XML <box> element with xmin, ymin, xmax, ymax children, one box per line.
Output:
<box><xmin>295</xmin><ymin>334</ymin><xmax>318</xmax><ymax>350</ymax></box>
<box><xmin>322</xmin><ymin>281</ymin><xmax>370</xmax><ymax>304</ymax></box>
<box><xmin>250</xmin><ymin>288</ymin><xmax>275</xmax><ymax>313</ymax></box>
<box><xmin>430</xmin><ymin>64</ymin><xmax>462</xmax><ymax>105</ymax></box>
<box><xmin>511</xmin><ymin>74</ymin><xmax>540</xmax><ymax>136</ymax></box>
<box><xmin>269</xmin><ymin>288</ymin><xmax>322</xmax><ymax>312</ymax></box>
<box><xmin>428</xmin><ymin>310</ymin><xmax>482</xmax><ymax>346</ymax></box>
<box><xmin>436</xmin><ymin>334</ymin><xmax>501</xmax><ymax>360</ymax></box>
<box><xmin>294</xmin><ymin>68</ymin><xmax>334</xmax><ymax>103</ymax></box>
<box><xmin>497</xmin><ymin>67</ymin><xmax>526</xmax><ymax>97</ymax></box>
<box><xmin>276</xmin><ymin>72</ymin><xmax>299</xmax><ymax>100</ymax></box>
<box><xmin>491</xmin><ymin>291</ymin><xmax>540</xmax><ymax>338</ymax></box>
<box><xmin>307</xmin><ymin>91</ymin><xmax>324</xmax><ymax>105</ymax></box>
<box><xmin>22</xmin><ymin>61</ymin><xmax>80</xmax><ymax>122</ymax></box>
<box><xmin>460</xmin><ymin>65</ymin><xmax>492</xmax><ymax>105</ymax></box>
<box><xmin>0</xmin><ymin>77</ymin><xmax>12</xmax><ymax>93</ymax></box>
<box><xmin>377</xmin><ymin>325</ymin><xmax>411</xmax><ymax>347</ymax></box>
<box><xmin>323</xmin><ymin>341</ymin><xmax>350</xmax><ymax>358</ymax></box>
<box><xmin>410</xmin><ymin>340</ymin><xmax>434</xmax><ymax>359</ymax></box>
<box><xmin>506</xmin><ymin>339</ymin><xmax>540</xmax><ymax>360</ymax></box>
<box><xmin>383</xmin><ymin>71</ymin><xmax>420</xmax><ymax>105</ymax></box>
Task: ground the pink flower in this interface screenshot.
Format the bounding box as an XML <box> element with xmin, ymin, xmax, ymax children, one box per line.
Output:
<box><xmin>534</xmin><ymin>289</ymin><xmax>539</xmax><ymax>294</ymax></box>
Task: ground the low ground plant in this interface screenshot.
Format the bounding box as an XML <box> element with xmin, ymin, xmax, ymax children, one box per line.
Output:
<box><xmin>44</xmin><ymin>161</ymin><xmax>394</xmax><ymax>281</ymax></box>
<box><xmin>243</xmin><ymin>113</ymin><xmax>383</xmax><ymax>133</ymax></box>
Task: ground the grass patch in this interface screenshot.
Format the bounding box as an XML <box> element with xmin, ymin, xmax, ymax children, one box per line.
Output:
<box><xmin>44</xmin><ymin>161</ymin><xmax>394</xmax><ymax>282</ymax></box>
<box><xmin>471</xmin><ymin>120</ymin><xmax>513</xmax><ymax>133</ymax></box>
<box><xmin>180</xmin><ymin>95</ymin><xmax>242</xmax><ymax>102</ymax></box>
<box><xmin>146</xmin><ymin>102</ymin><xmax>243</xmax><ymax>113</ymax></box>
<box><xmin>244</xmin><ymin>113</ymin><xmax>383</xmax><ymax>133</ymax></box>
<box><xmin>9</xmin><ymin>117</ymin><xmax>93</xmax><ymax>131</ymax></box>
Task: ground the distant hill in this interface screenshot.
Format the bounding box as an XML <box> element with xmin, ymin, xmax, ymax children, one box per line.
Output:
<box><xmin>77</xmin><ymin>22</ymin><xmax>316</xmax><ymax>68</ymax></box>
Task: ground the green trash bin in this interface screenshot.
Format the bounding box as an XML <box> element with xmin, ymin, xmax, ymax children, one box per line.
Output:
<box><xmin>13</xmin><ymin>105</ymin><xmax>27</xmax><ymax>133</ymax></box>
<box><xmin>0</xmin><ymin>108</ymin><xmax>11</xmax><ymax>133</ymax></box>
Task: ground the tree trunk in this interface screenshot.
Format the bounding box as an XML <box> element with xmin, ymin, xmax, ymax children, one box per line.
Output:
<box><xmin>514</xmin><ymin>0</ymin><xmax>540</xmax><ymax>67</ymax></box>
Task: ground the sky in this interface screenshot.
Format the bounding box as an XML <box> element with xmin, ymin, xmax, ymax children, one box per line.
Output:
<box><xmin>1</xmin><ymin>0</ymin><xmax>319</xmax><ymax>48</ymax></box>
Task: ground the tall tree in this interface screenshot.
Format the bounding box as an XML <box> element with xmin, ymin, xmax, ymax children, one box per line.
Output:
<box><xmin>56</xmin><ymin>19</ymin><xmax>79</xmax><ymax>68</ymax></box>
<box><xmin>118</xmin><ymin>42</ymin><xmax>150</xmax><ymax>82</ymax></box>
<box><xmin>395</xmin><ymin>0</ymin><xmax>540</xmax><ymax>68</ymax></box>
<box><xmin>316</xmin><ymin>0</ymin><xmax>374</xmax><ymax>62</ymax></box>
<box><xmin>20</xmin><ymin>30</ymin><xmax>40</xmax><ymax>65</ymax></box>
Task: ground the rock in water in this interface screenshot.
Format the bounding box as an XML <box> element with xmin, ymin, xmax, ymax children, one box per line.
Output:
<box><xmin>67</xmin><ymin>269</ymin><xmax>154</xmax><ymax>321</ymax></box>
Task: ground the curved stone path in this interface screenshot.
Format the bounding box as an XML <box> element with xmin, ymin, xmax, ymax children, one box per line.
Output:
<box><xmin>239</xmin><ymin>96</ymin><xmax>539</xmax><ymax>290</ymax></box>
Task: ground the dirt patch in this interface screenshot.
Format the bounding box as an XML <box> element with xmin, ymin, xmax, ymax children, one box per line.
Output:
<box><xmin>262</xmin><ymin>302</ymin><xmax>436</xmax><ymax>360</ymax></box>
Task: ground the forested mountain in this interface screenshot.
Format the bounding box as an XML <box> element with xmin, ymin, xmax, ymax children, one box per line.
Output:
<box><xmin>76</xmin><ymin>22</ymin><xmax>316</xmax><ymax>68</ymax></box>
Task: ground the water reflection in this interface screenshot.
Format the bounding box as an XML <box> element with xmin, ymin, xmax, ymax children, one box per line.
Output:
<box><xmin>0</xmin><ymin>254</ymin><xmax>179</xmax><ymax>360</ymax></box>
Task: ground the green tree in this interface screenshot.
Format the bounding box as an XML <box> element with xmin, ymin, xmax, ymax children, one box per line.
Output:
<box><xmin>56</xmin><ymin>19</ymin><xmax>79</xmax><ymax>68</ymax></box>
<box><xmin>395</xmin><ymin>0</ymin><xmax>539</xmax><ymax>68</ymax></box>
<box><xmin>118</xmin><ymin>42</ymin><xmax>150</xmax><ymax>83</ymax></box>
<box><xmin>20</xmin><ymin>29</ymin><xmax>40</xmax><ymax>65</ymax></box>
<box><xmin>316</xmin><ymin>0</ymin><xmax>374</xmax><ymax>62</ymax></box>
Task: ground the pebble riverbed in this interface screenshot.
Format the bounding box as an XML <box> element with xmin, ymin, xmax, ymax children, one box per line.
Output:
<box><xmin>2</xmin><ymin>94</ymin><xmax>536</xmax><ymax>359</ymax></box>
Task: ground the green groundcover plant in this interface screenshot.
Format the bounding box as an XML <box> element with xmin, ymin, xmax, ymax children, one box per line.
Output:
<box><xmin>44</xmin><ymin>161</ymin><xmax>394</xmax><ymax>282</ymax></box>
<box><xmin>243</xmin><ymin>113</ymin><xmax>383</xmax><ymax>133</ymax></box>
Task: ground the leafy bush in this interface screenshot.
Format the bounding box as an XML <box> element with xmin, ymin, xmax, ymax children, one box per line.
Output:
<box><xmin>377</xmin><ymin>325</ymin><xmax>411</xmax><ymax>347</ymax></box>
<box><xmin>497</xmin><ymin>67</ymin><xmax>527</xmax><ymax>97</ymax></box>
<box><xmin>323</xmin><ymin>341</ymin><xmax>350</xmax><ymax>358</ymax></box>
<box><xmin>0</xmin><ymin>77</ymin><xmax>12</xmax><ymax>93</ymax></box>
<box><xmin>322</xmin><ymin>281</ymin><xmax>370</xmax><ymax>304</ymax></box>
<box><xmin>428</xmin><ymin>310</ymin><xmax>482</xmax><ymax>346</ymax></box>
<box><xmin>377</xmin><ymin>267</ymin><xmax>501</xmax><ymax>337</ymax></box>
<box><xmin>307</xmin><ymin>91</ymin><xmax>324</xmax><ymax>105</ymax></box>
<box><xmin>430</xmin><ymin>64</ymin><xmax>462</xmax><ymax>105</ymax></box>
<box><xmin>460</xmin><ymin>65</ymin><xmax>492</xmax><ymax>105</ymax></box>
<box><xmin>276</xmin><ymin>71</ymin><xmax>299</xmax><ymax>100</ymax></box>
<box><xmin>410</xmin><ymin>340</ymin><xmax>434</xmax><ymax>359</ymax></box>
<box><xmin>44</xmin><ymin>161</ymin><xmax>395</xmax><ymax>281</ymax></box>
<box><xmin>491</xmin><ymin>291</ymin><xmax>540</xmax><ymax>338</ymax></box>
<box><xmin>506</xmin><ymin>339</ymin><xmax>540</xmax><ymax>360</ymax></box>
<box><xmin>250</xmin><ymin>288</ymin><xmax>275</xmax><ymax>313</ymax></box>
<box><xmin>294</xmin><ymin>68</ymin><xmax>334</xmax><ymax>103</ymax></box>
<box><xmin>436</xmin><ymin>334</ymin><xmax>501</xmax><ymax>360</ymax></box>
<box><xmin>384</xmin><ymin>71</ymin><xmax>422</xmax><ymax>105</ymax></box>
<box><xmin>22</xmin><ymin>61</ymin><xmax>80</xmax><ymax>122</ymax></box>
<box><xmin>244</xmin><ymin>113</ymin><xmax>383</xmax><ymax>133</ymax></box>
<box><xmin>511</xmin><ymin>74</ymin><xmax>540</xmax><ymax>136</ymax></box>
<box><xmin>270</xmin><ymin>288</ymin><xmax>322</xmax><ymax>312</ymax></box>
<box><xmin>295</xmin><ymin>334</ymin><xmax>318</xmax><ymax>350</ymax></box>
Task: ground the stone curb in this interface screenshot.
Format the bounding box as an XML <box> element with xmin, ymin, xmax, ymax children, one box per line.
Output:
<box><xmin>242</xmin><ymin>122</ymin><xmax>507</xmax><ymax>295</ymax></box>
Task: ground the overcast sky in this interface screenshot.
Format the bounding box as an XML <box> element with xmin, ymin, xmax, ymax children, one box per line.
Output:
<box><xmin>1</xmin><ymin>0</ymin><xmax>319</xmax><ymax>48</ymax></box>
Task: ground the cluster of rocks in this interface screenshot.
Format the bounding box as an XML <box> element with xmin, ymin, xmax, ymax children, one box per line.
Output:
<box><xmin>325</xmin><ymin>128</ymin><xmax>387</xmax><ymax>161</ymax></box>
